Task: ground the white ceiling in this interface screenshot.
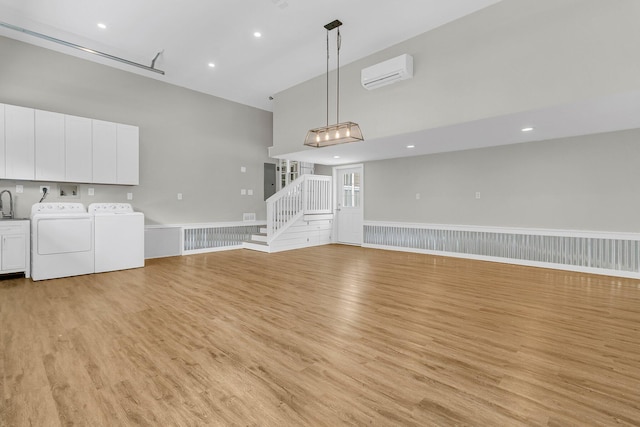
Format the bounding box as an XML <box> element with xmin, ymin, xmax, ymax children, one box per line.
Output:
<box><xmin>0</xmin><ymin>0</ymin><xmax>502</xmax><ymax>112</ymax></box>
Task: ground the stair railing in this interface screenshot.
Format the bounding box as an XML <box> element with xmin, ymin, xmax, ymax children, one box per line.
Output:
<box><xmin>266</xmin><ymin>174</ymin><xmax>332</xmax><ymax>243</ymax></box>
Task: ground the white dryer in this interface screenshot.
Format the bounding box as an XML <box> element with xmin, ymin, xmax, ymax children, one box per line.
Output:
<box><xmin>89</xmin><ymin>203</ymin><xmax>144</xmax><ymax>273</ymax></box>
<box><xmin>31</xmin><ymin>203</ymin><xmax>94</xmax><ymax>281</ymax></box>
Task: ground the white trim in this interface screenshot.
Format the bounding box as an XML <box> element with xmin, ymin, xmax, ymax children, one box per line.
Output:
<box><xmin>148</xmin><ymin>220</ymin><xmax>266</xmax><ymax>229</ymax></box>
<box><xmin>145</xmin><ymin>221</ymin><xmax>267</xmax><ymax>258</ymax></box>
<box><xmin>182</xmin><ymin>246</ymin><xmax>244</xmax><ymax>256</ymax></box>
<box><xmin>362</xmin><ymin>221</ymin><xmax>640</xmax><ymax>279</ymax></box>
<box><xmin>364</xmin><ymin>243</ymin><xmax>640</xmax><ymax>280</ymax></box>
<box><xmin>364</xmin><ymin>220</ymin><xmax>640</xmax><ymax>241</ymax></box>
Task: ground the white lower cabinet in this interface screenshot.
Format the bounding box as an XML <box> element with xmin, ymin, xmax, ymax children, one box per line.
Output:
<box><xmin>0</xmin><ymin>220</ymin><xmax>30</xmax><ymax>278</ymax></box>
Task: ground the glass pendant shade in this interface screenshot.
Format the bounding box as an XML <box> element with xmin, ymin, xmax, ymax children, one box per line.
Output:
<box><xmin>304</xmin><ymin>122</ymin><xmax>364</xmax><ymax>147</ymax></box>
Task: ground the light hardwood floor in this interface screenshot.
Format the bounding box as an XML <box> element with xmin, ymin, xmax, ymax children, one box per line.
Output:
<box><xmin>1</xmin><ymin>245</ymin><xmax>639</xmax><ymax>426</ymax></box>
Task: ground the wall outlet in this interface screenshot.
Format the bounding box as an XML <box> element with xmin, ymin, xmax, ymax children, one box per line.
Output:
<box><xmin>88</xmin><ymin>187</ymin><xmax>95</xmax><ymax>196</ymax></box>
<box><xmin>248</xmin><ymin>189</ymin><xmax>253</xmax><ymax>196</ymax></box>
<box><xmin>241</xmin><ymin>166</ymin><xmax>247</xmax><ymax>173</ymax></box>
<box><xmin>177</xmin><ymin>193</ymin><xmax>183</xmax><ymax>200</ymax></box>
<box><xmin>15</xmin><ymin>185</ymin><xmax>23</xmax><ymax>194</ymax></box>
<box><xmin>243</xmin><ymin>213</ymin><xmax>256</xmax><ymax>222</ymax></box>
<box><xmin>475</xmin><ymin>192</ymin><xmax>481</xmax><ymax>199</ymax></box>
<box><xmin>127</xmin><ymin>192</ymin><xmax>133</xmax><ymax>200</ymax></box>
<box><xmin>241</xmin><ymin>189</ymin><xmax>247</xmax><ymax>195</ymax></box>
<box><xmin>40</xmin><ymin>185</ymin><xmax>51</xmax><ymax>193</ymax></box>
<box><xmin>415</xmin><ymin>193</ymin><xmax>420</xmax><ymax>200</ymax></box>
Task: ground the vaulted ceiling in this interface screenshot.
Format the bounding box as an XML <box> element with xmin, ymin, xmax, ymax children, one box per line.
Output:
<box><xmin>0</xmin><ymin>0</ymin><xmax>502</xmax><ymax>111</ymax></box>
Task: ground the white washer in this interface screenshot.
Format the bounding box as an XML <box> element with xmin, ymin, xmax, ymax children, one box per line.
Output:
<box><xmin>89</xmin><ymin>203</ymin><xmax>144</xmax><ymax>273</ymax></box>
<box><xmin>31</xmin><ymin>203</ymin><xmax>94</xmax><ymax>281</ymax></box>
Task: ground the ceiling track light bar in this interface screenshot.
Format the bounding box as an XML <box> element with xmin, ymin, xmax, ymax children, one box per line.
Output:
<box><xmin>0</xmin><ymin>20</ymin><xmax>165</xmax><ymax>75</ymax></box>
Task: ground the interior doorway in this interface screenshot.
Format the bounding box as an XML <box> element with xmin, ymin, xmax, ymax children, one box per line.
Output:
<box><xmin>263</xmin><ymin>163</ymin><xmax>276</xmax><ymax>200</ymax></box>
<box><xmin>333</xmin><ymin>164</ymin><xmax>364</xmax><ymax>245</ymax></box>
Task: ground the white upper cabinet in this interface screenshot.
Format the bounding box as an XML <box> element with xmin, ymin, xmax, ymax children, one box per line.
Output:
<box><xmin>92</xmin><ymin>119</ymin><xmax>117</xmax><ymax>184</ymax></box>
<box><xmin>35</xmin><ymin>110</ymin><xmax>66</xmax><ymax>181</ymax></box>
<box><xmin>2</xmin><ymin>104</ymin><xmax>139</xmax><ymax>185</ymax></box>
<box><xmin>5</xmin><ymin>105</ymin><xmax>35</xmax><ymax>180</ymax></box>
<box><xmin>0</xmin><ymin>104</ymin><xmax>5</xmax><ymax>178</ymax></box>
<box><xmin>116</xmin><ymin>124</ymin><xmax>139</xmax><ymax>185</ymax></box>
<box><xmin>65</xmin><ymin>115</ymin><xmax>93</xmax><ymax>183</ymax></box>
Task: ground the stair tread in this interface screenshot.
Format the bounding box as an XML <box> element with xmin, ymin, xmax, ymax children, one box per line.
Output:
<box><xmin>246</xmin><ymin>239</ymin><xmax>268</xmax><ymax>246</ymax></box>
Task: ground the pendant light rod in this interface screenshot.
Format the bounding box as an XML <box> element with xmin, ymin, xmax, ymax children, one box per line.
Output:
<box><xmin>326</xmin><ymin>29</ymin><xmax>329</xmax><ymax>127</ymax></box>
<box><xmin>0</xmin><ymin>20</ymin><xmax>166</xmax><ymax>75</ymax></box>
<box><xmin>304</xmin><ymin>19</ymin><xmax>363</xmax><ymax>148</ymax></box>
<box><xmin>323</xmin><ymin>20</ymin><xmax>343</xmax><ymax>126</ymax></box>
<box><xmin>336</xmin><ymin>26</ymin><xmax>341</xmax><ymax>125</ymax></box>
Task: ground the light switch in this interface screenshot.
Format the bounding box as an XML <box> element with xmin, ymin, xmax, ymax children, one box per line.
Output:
<box><xmin>241</xmin><ymin>166</ymin><xmax>247</xmax><ymax>173</ymax></box>
<box><xmin>177</xmin><ymin>193</ymin><xmax>183</xmax><ymax>200</ymax></box>
<box><xmin>15</xmin><ymin>185</ymin><xmax>23</xmax><ymax>194</ymax></box>
<box><xmin>475</xmin><ymin>192</ymin><xmax>481</xmax><ymax>199</ymax></box>
<box><xmin>248</xmin><ymin>189</ymin><xmax>253</xmax><ymax>196</ymax></box>
<box><xmin>88</xmin><ymin>188</ymin><xmax>95</xmax><ymax>196</ymax></box>
<box><xmin>415</xmin><ymin>193</ymin><xmax>420</xmax><ymax>200</ymax></box>
<box><xmin>241</xmin><ymin>189</ymin><xmax>247</xmax><ymax>195</ymax></box>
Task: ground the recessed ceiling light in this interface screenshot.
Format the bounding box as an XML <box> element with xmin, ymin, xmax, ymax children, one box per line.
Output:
<box><xmin>521</xmin><ymin>127</ymin><xmax>534</xmax><ymax>132</ymax></box>
<box><xmin>208</xmin><ymin>62</ymin><xmax>215</xmax><ymax>68</ymax></box>
<box><xmin>254</xmin><ymin>32</ymin><xmax>262</xmax><ymax>38</ymax></box>
<box><xmin>97</xmin><ymin>23</ymin><xmax>107</xmax><ymax>29</ymax></box>
<box><xmin>406</xmin><ymin>145</ymin><xmax>415</xmax><ymax>149</ymax></box>
<box><xmin>333</xmin><ymin>155</ymin><xmax>340</xmax><ymax>159</ymax></box>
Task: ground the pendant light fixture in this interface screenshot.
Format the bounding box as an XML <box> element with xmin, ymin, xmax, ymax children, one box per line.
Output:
<box><xmin>304</xmin><ymin>20</ymin><xmax>364</xmax><ymax>148</ymax></box>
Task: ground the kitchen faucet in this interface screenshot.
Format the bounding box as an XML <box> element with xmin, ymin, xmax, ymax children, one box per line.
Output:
<box><xmin>0</xmin><ymin>190</ymin><xmax>14</xmax><ymax>219</ymax></box>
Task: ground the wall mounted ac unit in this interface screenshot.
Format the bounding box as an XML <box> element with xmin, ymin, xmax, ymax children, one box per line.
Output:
<box><xmin>361</xmin><ymin>54</ymin><xmax>414</xmax><ymax>90</ymax></box>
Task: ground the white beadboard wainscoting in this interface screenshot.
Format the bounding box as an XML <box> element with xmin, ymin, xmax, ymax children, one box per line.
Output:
<box><xmin>363</xmin><ymin>221</ymin><xmax>640</xmax><ymax>279</ymax></box>
<box><xmin>145</xmin><ymin>221</ymin><xmax>266</xmax><ymax>258</ymax></box>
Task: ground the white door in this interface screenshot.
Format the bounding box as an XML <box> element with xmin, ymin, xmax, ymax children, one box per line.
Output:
<box><xmin>335</xmin><ymin>165</ymin><xmax>364</xmax><ymax>245</ymax></box>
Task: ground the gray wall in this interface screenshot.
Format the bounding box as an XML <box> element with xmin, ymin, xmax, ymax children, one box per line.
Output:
<box><xmin>271</xmin><ymin>0</ymin><xmax>640</xmax><ymax>233</ymax></box>
<box><xmin>364</xmin><ymin>128</ymin><xmax>640</xmax><ymax>232</ymax></box>
<box><xmin>271</xmin><ymin>0</ymin><xmax>640</xmax><ymax>156</ymax></box>
<box><xmin>0</xmin><ymin>36</ymin><xmax>272</xmax><ymax>224</ymax></box>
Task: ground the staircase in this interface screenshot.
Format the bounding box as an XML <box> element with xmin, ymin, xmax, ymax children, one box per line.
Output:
<box><xmin>244</xmin><ymin>175</ymin><xmax>333</xmax><ymax>253</ymax></box>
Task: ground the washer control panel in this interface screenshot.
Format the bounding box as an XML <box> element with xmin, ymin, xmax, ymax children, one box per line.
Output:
<box><xmin>31</xmin><ymin>202</ymin><xmax>87</xmax><ymax>215</ymax></box>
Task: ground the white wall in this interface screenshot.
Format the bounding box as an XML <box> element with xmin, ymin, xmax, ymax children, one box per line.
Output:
<box><xmin>0</xmin><ymin>36</ymin><xmax>272</xmax><ymax>224</ymax></box>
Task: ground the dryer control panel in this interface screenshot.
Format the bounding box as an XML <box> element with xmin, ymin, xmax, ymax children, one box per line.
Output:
<box><xmin>88</xmin><ymin>203</ymin><xmax>134</xmax><ymax>214</ymax></box>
